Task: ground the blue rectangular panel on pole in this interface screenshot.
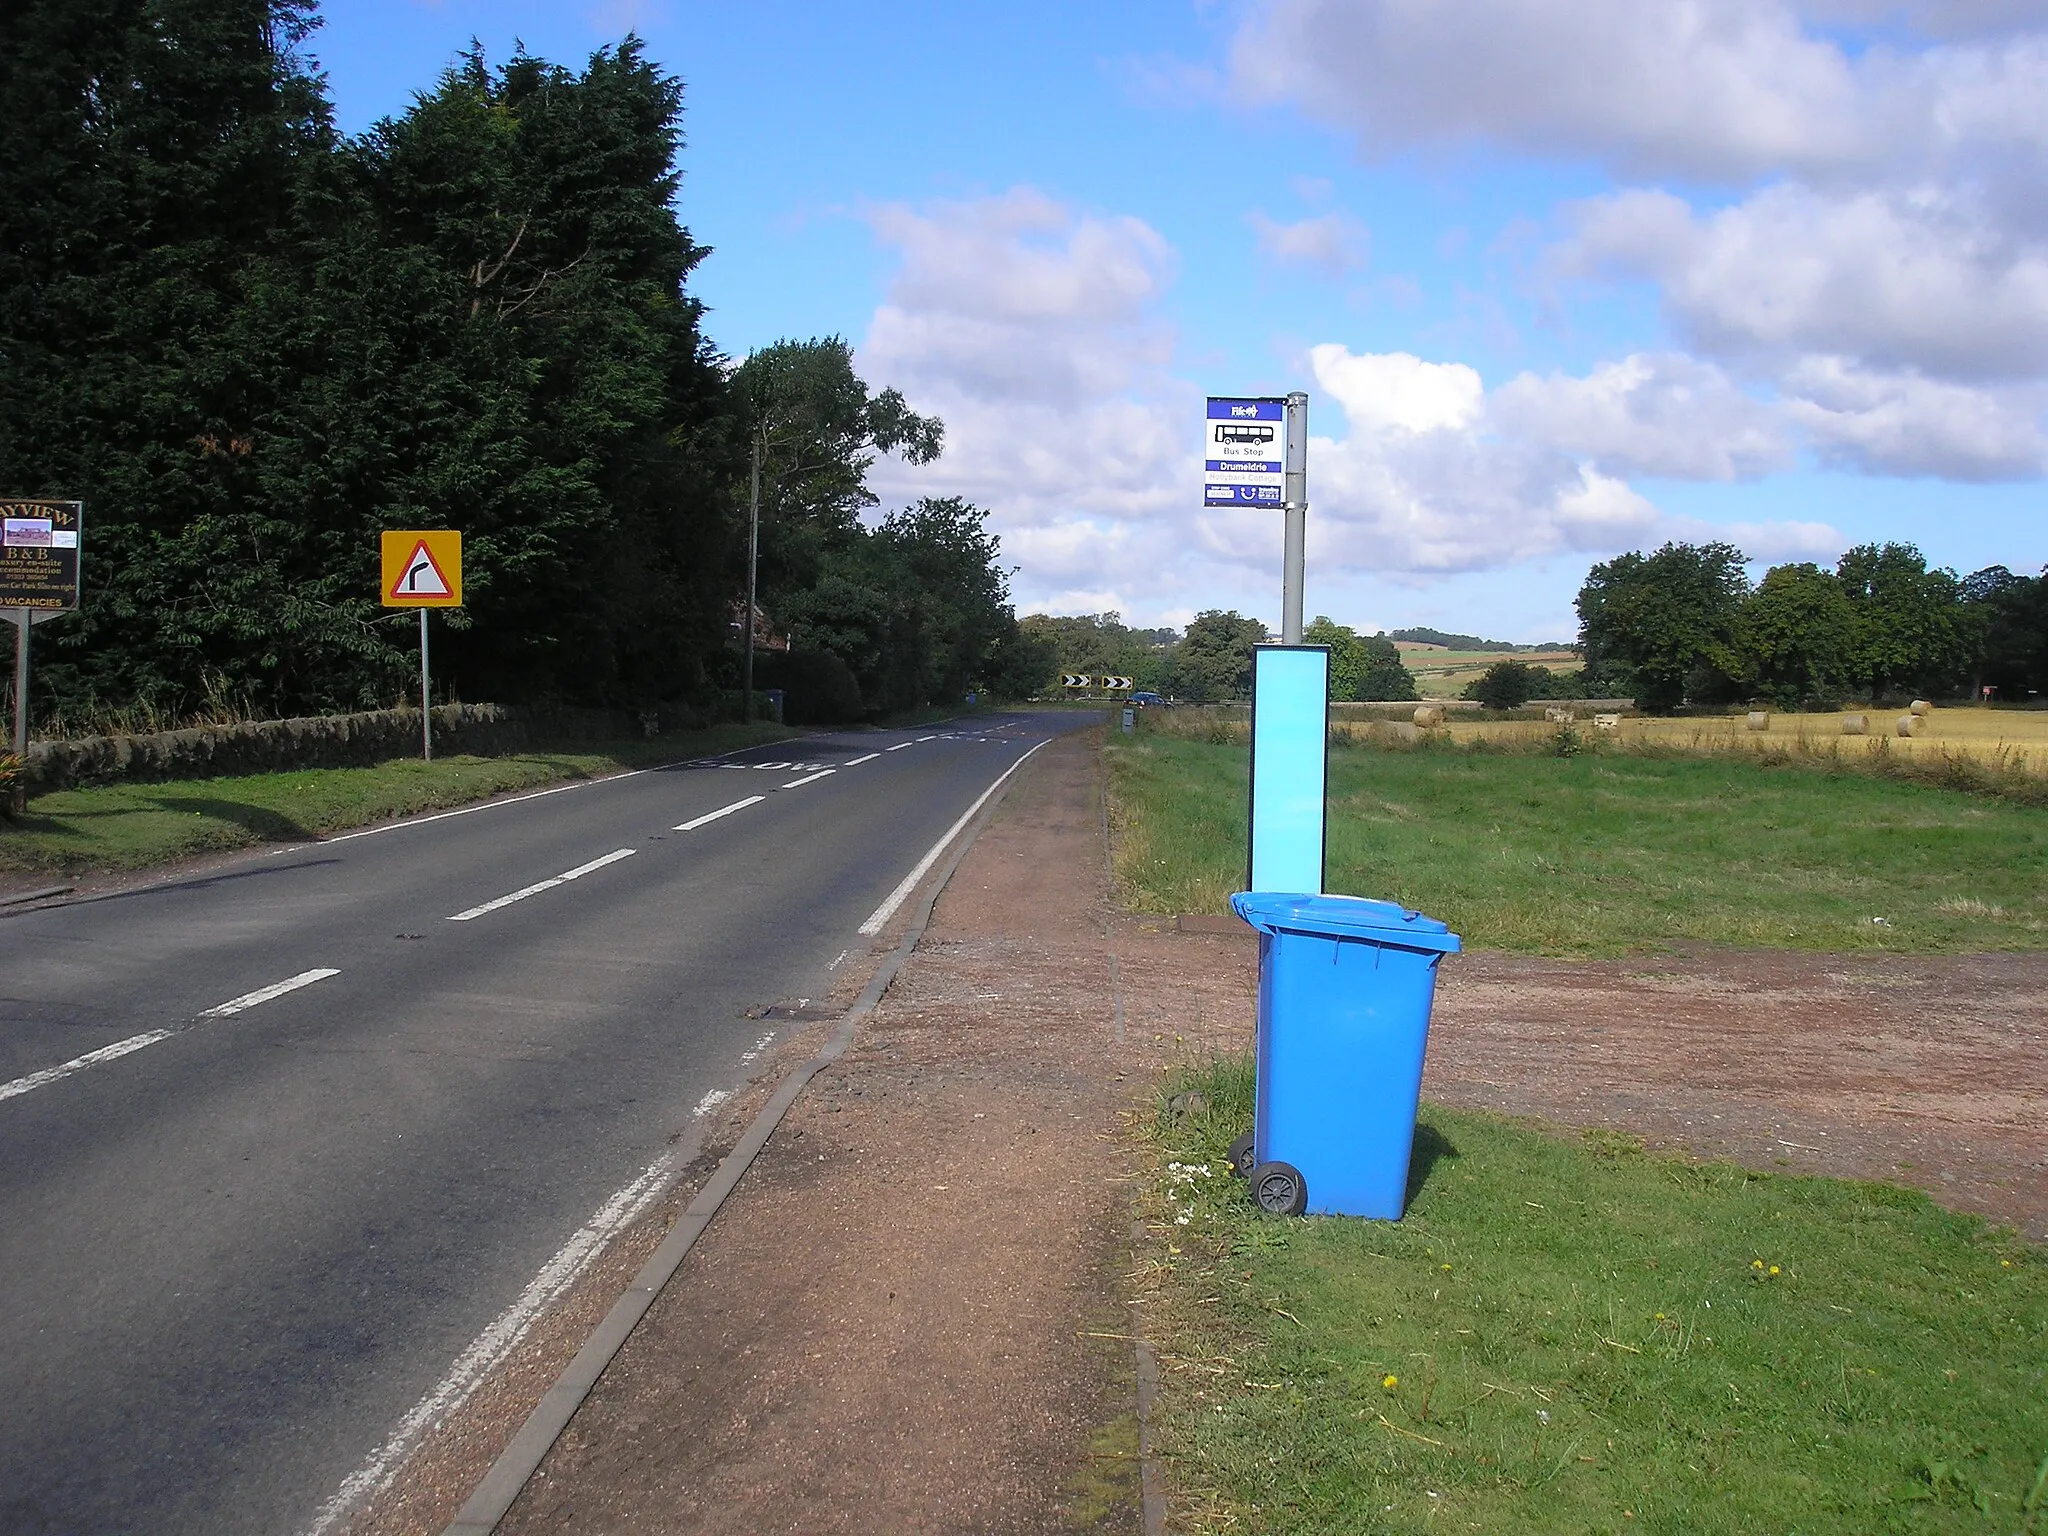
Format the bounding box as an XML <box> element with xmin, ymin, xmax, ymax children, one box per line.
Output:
<box><xmin>1248</xmin><ymin>645</ymin><xmax>1328</xmax><ymax>895</ymax></box>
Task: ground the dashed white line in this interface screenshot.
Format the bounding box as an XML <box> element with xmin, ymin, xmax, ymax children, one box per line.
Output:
<box><xmin>448</xmin><ymin>849</ymin><xmax>636</xmax><ymax>922</ymax></box>
<box><xmin>858</xmin><ymin>739</ymin><xmax>1050</xmax><ymax>936</ymax></box>
<box><xmin>738</xmin><ymin>1030</ymin><xmax>776</xmax><ymax>1064</ymax></box>
<box><xmin>915</xmin><ymin>735</ymin><xmax>938</xmax><ymax>742</ymax></box>
<box><xmin>675</xmin><ymin>795</ymin><xmax>764</xmax><ymax>831</ymax></box>
<box><xmin>558</xmin><ymin>849</ymin><xmax>636</xmax><ymax>882</ymax></box>
<box><xmin>781</xmin><ymin>769</ymin><xmax>836</xmax><ymax>789</ymax></box>
<box><xmin>0</xmin><ymin>1031</ymin><xmax>175</xmax><ymax>1103</ymax></box>
<box><xmin>886</xmin><ymin>742</ymin><xmax>914</xmax><ymax>752</ymax></box>
<box><xmin>692</xmin><ymin>1088</ymin><xmax>732</xmax><ymax>1118</ymax></box>
<box><xmin>197</xmin><ymin>968</ymin><xmax>342</xmax><ymax>1018</ymax></box>
<box><xmin>4</xmin><ymin>967</ymin><xmax>343</xmax><ymax>1104</ymax></box>
<box><xmin>844</xmin><ymin>752</ymin><xmax>881</xmax><ymax>766</ymax></box>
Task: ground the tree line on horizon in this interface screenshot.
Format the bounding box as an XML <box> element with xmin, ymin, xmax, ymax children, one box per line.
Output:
<box><xmin>1</xmin><ymin>1</ymin><xmax>1032</xmax><ymax>729</ymax></box>
<box><xmin>1572</xmin><ymin>541</ymin><xmax>2048</xmax><ymax>713</ymax></box>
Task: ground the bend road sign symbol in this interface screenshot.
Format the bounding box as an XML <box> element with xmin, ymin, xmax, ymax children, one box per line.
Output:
<box><xmin>381</xmin><ymin>530</ymin><xmax>462</xmax><ymax>607</ymax></box>
<box><xmin>1062</xmin><ymin>674</ymin><xmax>1091</xmax><ymax>688</ymax></box>
<box><xmin>1103</xmin><ymin>675</ymin><xmax>1134</xmax><ymax>690</ymax></box>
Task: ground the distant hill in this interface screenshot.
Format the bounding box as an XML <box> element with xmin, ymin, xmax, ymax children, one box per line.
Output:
<box><xmin>1389</xmin><ymin>627</ymin><xmax>1571</xmax><ymax>652</ymax></box>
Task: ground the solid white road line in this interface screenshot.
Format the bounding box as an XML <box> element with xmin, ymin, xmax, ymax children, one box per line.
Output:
<box><xmin>0</xmin><ymin>1031</ymin><xmax>175</xmax><ymax>1103</ymax></box>
<box><xmin>302</xmin><ymin>1144</ymin><xmax>688</xmax><ymax>1536</ymax></box>
<box><xmin>197</xmin><ymin>968</ymin><xmax>342</xmax><ymax>1018</ymax></box>
<box><xmin>674</xmin><ymin>795</ymin><xmax>764</xmax><ymax>832</ymax></box>
<box><xmin>844</xmin><ymin>752</ymin><xmax>881</xmax><ymax>766</ymax></box>
<box><xmin>886</xmin><ymin>742</ymin><xmax>914</xmax><ymax>751</ymax></box>
<box><xmin>781</xmin><ymin>769</ymin><xmax>836</xmax><ymax>789</ymax></box>
<box><xmin>857</xmin><ymin>738</ymin><xmax>1050</xmax><ymax>937</ymax></box>
<box><xmin>448</xmin><ymin>849</ymin><xmax>636</xmax><ymax>922</ymax></box>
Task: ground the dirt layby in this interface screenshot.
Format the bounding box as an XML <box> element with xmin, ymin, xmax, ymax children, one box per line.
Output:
<box><xmin>330</xmin><ymin>722</ymin><xmax>2047</xmax><ymax>1534</ymax></box>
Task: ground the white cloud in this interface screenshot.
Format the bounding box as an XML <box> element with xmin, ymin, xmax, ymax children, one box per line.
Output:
<box><xmin>1228</xmin><ymin>0</ymin><xmax>2048</xmax><ymax>185</ymax></box>
<box><xmin>1559</xmin><ymin>184</ymin><xmax>2048</xmax><ymax>383</ymax></box>
<box><xmin>855</xmin><ymin>195</ymin><xmax>1844</xmax><ymax>617</ymax></box>
<box><xmin>1249</xmin><ymin>209</ymin><xmax>1370</xmax><ymax>277</ymax></box>
<box><xmin>1781</xmin><ymin>357</ymin><xmax>2048</xmax><ymax>477</ymax></box>
<box><xmin>1492</xmin><ymin>353</ymin><xmax>1792</xmax><ymax>480</ymax></box>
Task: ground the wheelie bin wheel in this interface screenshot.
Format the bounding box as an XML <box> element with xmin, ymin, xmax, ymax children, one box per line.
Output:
<box><xmin>1226</xmin><ymin>1131</ymin><xmax>1256</xmax><ymax>1180</ymax></box>
<box><xmin>1250</xmin><ymin>1161</ymin><xmax>1307</xmax><ymax>1216</ymax></box>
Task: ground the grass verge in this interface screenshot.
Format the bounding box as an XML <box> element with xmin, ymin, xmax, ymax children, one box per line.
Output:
<box><xmin>1105</xmin><ymin>722</ymin><xmax>2048</xmax><ymax>956</ymax></box>
<box><xmin>1145</xmin><ymin>1057</ymin><xmax>2047</xmax><ymax>1535</ymax></box>
<box><xmin>0</xmin><ymin>722</ymin><xmax>799</xmax><ymax>878</ymax></box>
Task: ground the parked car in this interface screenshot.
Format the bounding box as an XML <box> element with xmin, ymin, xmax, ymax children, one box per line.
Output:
<box><xmin>1130</xmin><ymin>691</ymin><xmax>1166</xmax><ymax>708</ymax></box>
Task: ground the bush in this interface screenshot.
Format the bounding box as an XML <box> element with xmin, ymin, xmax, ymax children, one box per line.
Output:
<box><xmin>751</xmin><ymin>648</ymin><xmax>863</xmax><ymax>725</ymax></box>
<box><xmin>1469</xmin><ymin>660</ymin><xmax>1537</xmax><ymax>710</ymax></box>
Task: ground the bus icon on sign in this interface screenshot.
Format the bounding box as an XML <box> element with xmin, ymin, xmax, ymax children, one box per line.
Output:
<box><xmin>1214</xmin><ymin>423</ymin><xmax>1276</xmax><ymax>445</ymax></box>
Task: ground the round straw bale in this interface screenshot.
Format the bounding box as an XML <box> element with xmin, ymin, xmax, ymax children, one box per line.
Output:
<box><xmin>1896</xmin><ymin>713</ymin><xmax>1924</xmax><ymax>737</ymax></box>
<box><xmin>1746</xmin><ymin>711</ymin><xmax>1770</xmax><ymax>731</ymax></box>
<box><xmin>1841</xmin><ymin>714</ymin><xmax>1868</xmax><ymax>735</ymax></box>
<box><xmin>1910</xmin><ymin>698</ymin><xmax>1932</xmax><ymax>715</ymax></box>
<box><xmin>1412</xmin><ymin>705</ymin><xmax>1445</xmax><ymax>729</ymax></box>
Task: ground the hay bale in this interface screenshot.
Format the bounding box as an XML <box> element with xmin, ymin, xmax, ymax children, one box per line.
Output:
<box><xmin>1910</xmin><ymin>698</ymin><xmax>1933</xmax><ymax>716</ymax></box>
<box><xmin>1544</xmin><ymin>706</ymin><xmax>1576</xmax><ymax>724</ymax></box>
<box><xmin>1746</xmin><ymin>711</ymin><xmax>1770</xmax><ymax>732</ymax></box>
<box><xmin>1896</xmin><ymin>713</ymin><xmax>1924</xmax><ymax>737</ymax></box>
<box><xmin>1841</xmin><ymin>714</ymin><xmax>1868</xmax><ymax>735</ymax></box>
<box><xmin>1593</xmin><ymin>713</ymin><xmax>1621</xmax><ymax>732</ymax></box>
<box><xmin>1412</xmin><ymin>705</ymin><xmax>1445</xmax><ymax>729</ymax></box>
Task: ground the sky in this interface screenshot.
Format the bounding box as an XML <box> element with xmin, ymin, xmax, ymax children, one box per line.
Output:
<box><xmin>310</xmin><ymin>0</ymin><xmax>2048</xmax><ymax>642</ymax></box>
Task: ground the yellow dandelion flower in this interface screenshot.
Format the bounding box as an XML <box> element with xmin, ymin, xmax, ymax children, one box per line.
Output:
<box><xmin>1751</xmin><ymin>1259</ymin><xmax>1764</xmax><ymax>1270</ymax></box>
<box><xmin>1382</xmin><ymin>1374</ymin><xmax>1400</xmax><ymax>1391</ymax></box>
<box><xmin>1769</xmin><ymin>1265</ymin><xmax>1780</xmax><ymax>1276</ymax></box>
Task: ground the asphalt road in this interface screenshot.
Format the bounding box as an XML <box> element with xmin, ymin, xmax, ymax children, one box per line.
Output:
<box><xmin>0</xmin><ymin>712</ymin><xmax>1085</xmax><ymax>1535</ymax></box>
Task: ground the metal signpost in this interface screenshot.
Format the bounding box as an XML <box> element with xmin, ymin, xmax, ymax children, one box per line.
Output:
<box><xmin>1205</xmin><ymin>392</ymin><xmax>1322</xmax><ymax>891</ymax></box>
<box><xmin>380</xmin><ymin>530</ymin><xmax>463</xmax><ymax>761</ymax></box>
<box><xmin>1204</xmin><ymin>393</ymin><xmax>1309</xmax><ymax>643</ymax></box>
<box><xmin>2</xmin><ymin>499</ymin><xmax>83</xmax><ymax>811</ymax></box>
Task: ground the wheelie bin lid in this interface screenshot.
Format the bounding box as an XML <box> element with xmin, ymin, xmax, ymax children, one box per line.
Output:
<box><xmin>1229</xmin><ymin>891</ymin><xmax>1462</xmax><ymax>954</ymax></box>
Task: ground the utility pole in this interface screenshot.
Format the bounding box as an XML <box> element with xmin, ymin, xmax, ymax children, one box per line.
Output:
<box><xmin>1281</xmin><ymin>391</ymin><xmax>1309</xmax><ymax>646</ymax></box>
<box><xmin>744</xmin><ymin>430</ymin><xmax>762</xmax><ymax>722</ymax></box>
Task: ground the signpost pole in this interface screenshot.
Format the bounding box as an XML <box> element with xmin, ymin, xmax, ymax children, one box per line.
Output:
<box><xmin>1281</xmin><ymin>391</ymin><xmax>1309</xmax><ymax>646</ymax></box>
<box><xmin>419</xmin><ymin>608</ymin><xmax>432</xmax><ymax>762</ymax></box>
<box><xmin>10</xmin><ymin>610</ymin><xmax>28</xmax><ymax>815</ymax></box>
<box><xmin>744</xmin><ymin>434</ymin><xmax>761</xmax><ymax>723</ymax></box>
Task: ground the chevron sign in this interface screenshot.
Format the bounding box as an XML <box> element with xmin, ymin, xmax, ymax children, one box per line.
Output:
<box><xmin>1103</xmin><ymin>676</ymin><xmax>1134</xmax><ymax>690</ymax></box>
<box><xmin>1061</xmin><ymin>674</ymin><xmax>1091</xmax><ymax>688</ymax></box>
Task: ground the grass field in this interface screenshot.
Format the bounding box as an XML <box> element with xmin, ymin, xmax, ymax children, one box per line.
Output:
<box><xmin>1432</xmin><ymin>706</ymin><xmax>2048</xmax><ymax>777</ymax></box>
<box><xmin>1398</xmin><ymin>646</ymin><xmax>1580</xmax><ymax>696</ymax></box>
<box><xmin>1145</xmin><ymin>1058</ymin><xmax>2046</xmax><ymax>1535</ymax></box>
<box><xmin>1104</xmin><ymin>722</ymin><xmax>2048</xmax><ymax>955</ymax></box>
<box><xmin>0</xmin><ymin>722</ymin><xmax>798</xmax><ymax>877</ymax></box>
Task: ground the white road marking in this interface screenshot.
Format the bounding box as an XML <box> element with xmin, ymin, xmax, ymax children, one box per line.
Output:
<box><xmin>857</xmin><ymin>739</ymin><xmax>1050</xmax><ymax>936</ymax></box>
<box><xmin>692</xmin><ymin>1088</ymin><xmax>732</xmax><ymax>1118</ymax></box>
<box><xmin>826</xmin><ymin>948</ymin><xmax>850</xmax><ymax>971</ymax></box>
<box><xmin>844</xmin><ymin>752</ymin><xmax>880</xmax><ymax>766</ymax></box>
<box><xmin>781</xmin><ymin>769</ymin><xmax>835</xmax><ymax>789</ymax></box>
<box><xmin>558</xmin><ymin>849</ymin><xmax>636</xmax><ymax>881</ymax></box>
<box><xmin>915</xmin><ymin>735</ymin><xmax>938</xmax><ymax>742</ymax></box>
<box><xmin>675</xmin><ymin>795</ymin><xmax>764</xmax><ymax>831</ymax></box>
<box><xmin>301</xmin><ymin>1145</ymin><xmax>685</xmax><ymax>1536</ymax></box>
<box><xmin>197</xmin><ymin>968</ymin><xmax>342</xmax><ymax>1018</ymax></box>
<box><xmin>886</xmin><ymin>742</ymin><xmax>914</xmax><ymax>752</ymax></box>
<box><xmin>0</xmin><ymin>1031</ymin><xmax>175</xmax><ymax>1102</ymax></box>
<box><xmin>4</xmin><ymin>967</ymin><xmax>342</xmax><ymax>1104</ymax></box>
<box><xmin>447</xmin><ymin>849</ymin><xmax>635</xmax><ymax>922</ymax></box>
<box><xmin>738</xmin><ymin>1030</ymin><xmax>776</xmax><ymax>1065</ymax></box>
<box><xmin>753</xmin><ymin>760</ymin><xmax>792</xmax><ymax>771</ymax></box>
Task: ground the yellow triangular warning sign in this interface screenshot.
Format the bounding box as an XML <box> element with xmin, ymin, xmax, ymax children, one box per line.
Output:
<box><xmin>390</xmin><ymin>541</ymin><xmax>451</xmax><ymax>600</ymax></box>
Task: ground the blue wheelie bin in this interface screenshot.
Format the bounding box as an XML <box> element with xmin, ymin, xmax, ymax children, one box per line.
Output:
<box><xmin>1228</xmin><ymin>892</ymin><xmax>1462</xmax><ymax>1219</ymax></box>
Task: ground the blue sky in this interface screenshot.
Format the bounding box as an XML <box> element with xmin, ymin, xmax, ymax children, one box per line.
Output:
<box><xmin>311</xmin><ymin>0</ymin><xmax>2048</xmax><ymax>641</ymax></box>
